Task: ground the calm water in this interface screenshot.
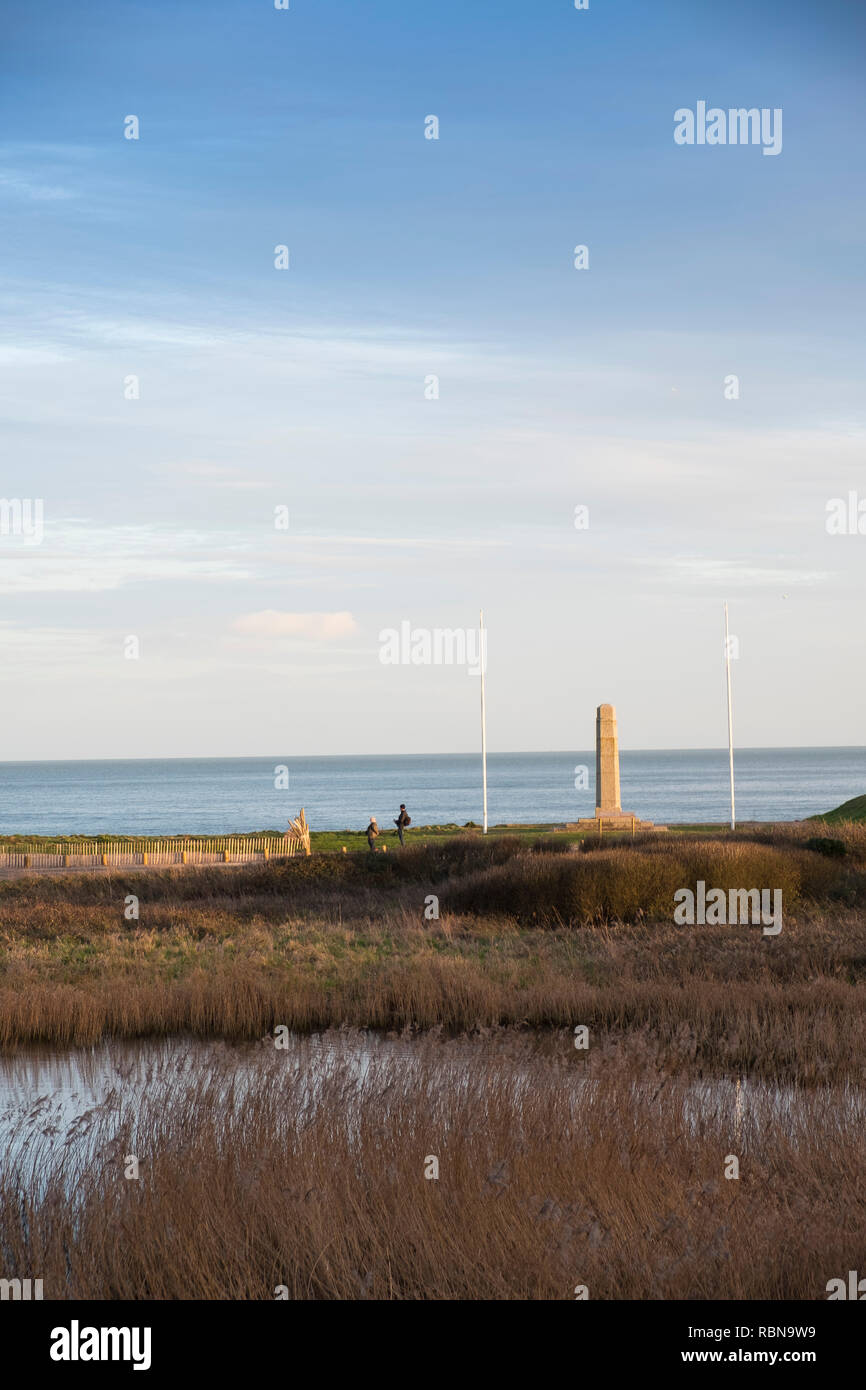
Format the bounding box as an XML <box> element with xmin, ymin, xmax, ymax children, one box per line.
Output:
<box><xmin>0</xmin><ymin>748</ymin><xmax>863</xmax><ymax>836</ymax></box>
<box><xmin>0</xmin><ymin>1033</ymin><xmax>815</xmax><ymax>1177</ymax></box>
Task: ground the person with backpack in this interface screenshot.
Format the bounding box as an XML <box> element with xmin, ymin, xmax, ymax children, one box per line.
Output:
<box><xmin>394</xmin><ymin>804</ymin><xmax>411</xmax><ymax>846</ymax></box>
<box><xmin>366</xmin><ymin>817</ymin><xmax>379</xmax><ymax>853</ymax></box>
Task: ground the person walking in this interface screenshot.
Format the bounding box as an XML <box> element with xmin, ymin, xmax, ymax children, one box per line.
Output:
<box><xmin>366</xmin><ymin>817</ymin><xmax>379</xmax><ymax>853</ymax></box>
<box><xmin>394</xmin><ymin>804</ymin><xmax>411</xmax><ymax>846</ymax></box>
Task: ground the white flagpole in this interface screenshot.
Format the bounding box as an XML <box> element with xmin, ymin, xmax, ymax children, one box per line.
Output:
<box><xmin>724</xmin><ymin>601</ymin><xmax>736</xmax><ymax>830</ymax></box>
<box><xmin>480</xmin><ymin>609</ymin><xmax>488</xmax><ymax>834</ymax></box>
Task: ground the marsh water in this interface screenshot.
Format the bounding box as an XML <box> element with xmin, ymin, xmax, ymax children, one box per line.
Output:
<box><xmin>1</xmin><ymin>1032</ymin><xmax>861</xmax><ymax>1184</ymax></box>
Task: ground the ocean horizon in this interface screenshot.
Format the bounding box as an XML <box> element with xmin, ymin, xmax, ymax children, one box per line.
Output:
<box><xmin>0</xmin><ymin>747</ymin><xmax>863</xmax><ymax>836</ymax></box>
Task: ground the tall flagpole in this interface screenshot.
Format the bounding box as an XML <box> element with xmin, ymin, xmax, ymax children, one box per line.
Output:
<box><xmin>724</xmin><ymin>601</ymin><xmax>736</xmax><ymax>831</ymax></box>
<box><xmin>480</xmin><ymin>609</ymin><xmax>488</xmax><ymax>834</ymax></box>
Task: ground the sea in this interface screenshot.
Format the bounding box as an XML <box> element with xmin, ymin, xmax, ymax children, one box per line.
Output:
<box><xmin>0</xmin><ymin>748</ymin><xmax>863</xmax><ymax>836</ymax></box>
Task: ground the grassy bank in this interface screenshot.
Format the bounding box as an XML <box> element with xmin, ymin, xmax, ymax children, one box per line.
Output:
<box><xmin>811</xmin><ymin>793</ymin><xmax>866</xmax><ymax>825</ymax></box>
<box><xmin>2</xmin><ymin>827</ymin><xmax>866</xmax><ymax>1076</ymax></box>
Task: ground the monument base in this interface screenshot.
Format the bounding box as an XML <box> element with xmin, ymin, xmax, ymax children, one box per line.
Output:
<box><xmin>566</xmin><ymin>813</ymin><xmax>666</xmax><ymax>833</ymax></box>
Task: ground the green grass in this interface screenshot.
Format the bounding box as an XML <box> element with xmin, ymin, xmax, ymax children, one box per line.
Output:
<box><xmin>308</xmin><ymin>823</ymin><xmax>579</xmax><ymax>853</ymax></box>
<box><xmin>0</xmin><ymin>823</ymin><xmax>586</xmax><ymax>855</ymax></box>
<box><xmin>0</xmin><ymin>818</ymin><xmax>849</xmax><ymax>862</ymax></box>
<box><xmin>811</xmin><ymin>794</ymin><xmax>866</xmax><ymax>825</ymax></box>
<box><xmin>0</xmin><ymin>821</ymin><xmax>738</xmax><ymax>856</ymax></box>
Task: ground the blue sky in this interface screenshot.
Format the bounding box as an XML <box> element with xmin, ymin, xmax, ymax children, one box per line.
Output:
<box><xmin>0</xmin><ymin>0</ymin><xmax>864</xmax><ymax>758</ymax></box>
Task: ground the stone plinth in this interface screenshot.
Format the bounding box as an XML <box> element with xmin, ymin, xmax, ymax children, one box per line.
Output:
<box><xmin>567</xmin><ymin>816</ymin><xmax>664</xmax><ymax>834</ymax></box>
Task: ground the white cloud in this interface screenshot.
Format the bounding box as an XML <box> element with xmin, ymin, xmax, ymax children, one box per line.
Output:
<box><xmin>232</xmin><ymin>610</ymin><xmax>358</xmax><ymax>640</ymax></box>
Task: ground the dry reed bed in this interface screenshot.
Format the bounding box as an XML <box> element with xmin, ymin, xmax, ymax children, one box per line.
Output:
<box><xmin>2</xmin><ymin>834</ymin><xmax>866</xmax><ymax>1068</ymax></box>
<box><xmin>1</xmin><ymin>974</ymin><xmax>864</xmax><ymax>1080</ymax></box>
<box><xmin>1</xmin><ymin>1036</ymin><xmax>863</xmax><ymax>1299</ymax></box>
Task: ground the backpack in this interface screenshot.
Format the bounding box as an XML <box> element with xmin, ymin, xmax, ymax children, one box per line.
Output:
<box><xmin>403</xmin><ymin>814</ymin><xmax>412</xmax><ymax>826</ymax></box>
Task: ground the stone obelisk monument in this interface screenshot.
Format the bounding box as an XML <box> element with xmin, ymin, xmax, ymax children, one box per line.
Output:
<box><xmin>595</xmin><ymin>703</ymin><xmax>622</xmax><ymax>816</ymax></box>
<box><xmin>567</xmin><ymin>703</ymin><xmax>660</xmax><ymax>831</ymax></box>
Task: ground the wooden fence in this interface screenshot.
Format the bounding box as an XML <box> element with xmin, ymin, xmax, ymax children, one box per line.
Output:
<box><xmin>0</xmin><ymin>833</ymin><xmax>309</xmax><ymax>872</ymax></box>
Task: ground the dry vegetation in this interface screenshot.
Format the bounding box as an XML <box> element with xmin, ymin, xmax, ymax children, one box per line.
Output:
<box><xmin>2</xmin><ymin>1034</ymin><xmax>864</xmax><ymax>1300</ymax></box>
<box><xmin>0</xmin><ymin>828</ymin><xmax>866</xmax><ymax>1079</ymax></box>
<box><xmin>3</xmin><ymin>826</ymin><xmax>866</xmax><ymax>1299</ymax></box>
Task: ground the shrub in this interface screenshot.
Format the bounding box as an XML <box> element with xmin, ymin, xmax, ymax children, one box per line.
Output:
<box><xmin>439</xmin><ymin>838</ymin><xmax>861</xmax><ymax>925</ymax></box>
<box><xmin>531</xmin><ymin>836</ymin><xmax>574</xmax><ymax>855</ymax></box>
<box><xmin>805</xmin><ymin>836</ymin><xmax>847</xmax><ymax>859</ymax></box>
<box><xmin>389</xmin><ymin>835</ymin><xmax>524</xmax><ymax>884</ymax></box>
<box><xmin>443</xmin><ymin>850</ymin><xmax>687</xmax><ymax>925</ymax></box>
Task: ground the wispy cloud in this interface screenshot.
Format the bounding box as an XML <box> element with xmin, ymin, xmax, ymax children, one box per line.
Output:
<box><xmin>0</xmin><ymin>556</ymin><xmax>251</xmax><ymax>595</ymax></box>
<box><xmin>0</xmin><ymin>523</ymin><xmax>252</xmax><ymax>594</ymax></box>
<box><xmin>179</xmin><ymin>462</ymin><xmax>271</xmax><ymax>491</ymax></box>
<box><xmin>0</xmin><ymin>621</ymin><xmax>110</xmax><ymax>669</ymax></box>
<box><xmin>661</xmin><ymin>557</ymin><xmax>828</xmax><ymax>588</ymax></box>
<box><xmin>0</xmin><ymin>171</ymin><xmax>76</xmax><ymax>202</ymax></box>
